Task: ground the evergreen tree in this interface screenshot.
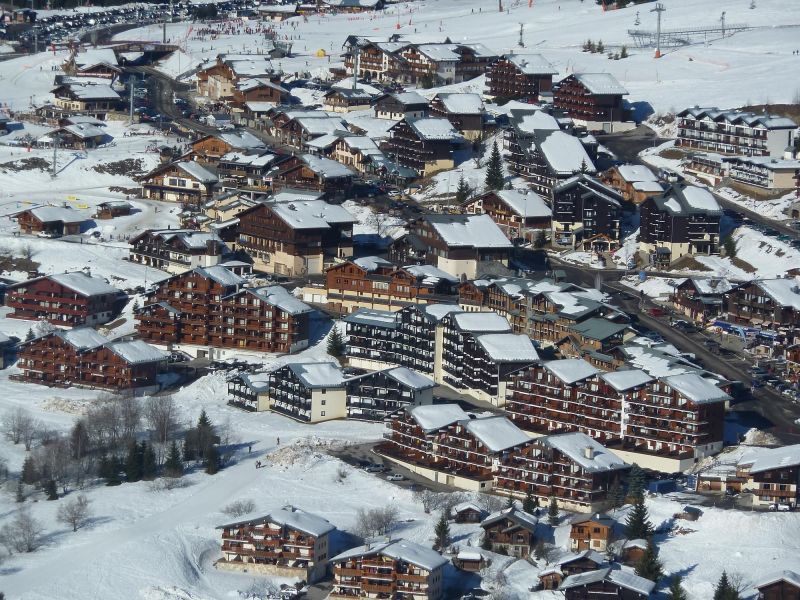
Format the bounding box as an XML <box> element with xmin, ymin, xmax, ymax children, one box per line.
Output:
<box><xmin>667</xmin><ymin>575</ymin><xmax>688</xmax><ymax>600</ymax></box>
<box><xmin>620</xmin><ymin>45</ymin><xmax>629</xmax><ymax>59</ymax></box>
<box><xmin>625</xmin><ymin>496</ymin><xmax>654</xmax><ymax>540</ymax></box>
<box><xmin>15</xmin><ymin>479</ymin><xmax>25</xmax><ymax>503</ymax></box>
<box><xmin>70</xmin><ymin>420</ymin><xmax>90</xmax><ymax>459</ymax></box>
<box><xmin>125</xmin><ymin>442</ymin><xmax>143</xmax><ymax>483</ymax></box>
<box><xmin>627</xmin><ymin>463</ymin><xmax>646</xmax><ymax>501</ymax></box>
<box><xmin>533</xmin><ymin>538</ymin><xmax>547</xmax><ymax>562</ymax></box>
<box><xmin>21</xmin><ymin>456</ymin><xmax>38</xmax><ymax>485</ymax></box>
<box><xmin>607</xmin><ymin>477</ymin><xmax>624</xmax><ymax>511</ymax></box>
<box><xmin>723</xmin><ymin>236</ymin><xmax>737</xmax><ymax>258</ymax></box>
<box><xmin>714</xmin><ymin>571</ymin><xmax>739</xmax><ymax>600</ymax></box>
<box><xmin>596</xmin><ymin>40</ymin><xmax>605</xmax><ymax>53</ymax></box>
<box><xmin>141</xmin><ymin>441</ymin><xmax>157</xmax><ymax>480</ymax></box>
<box><xmin>534</xmin><ymin>229</ymin><xmax>547</xmax><ymax>249</ymax></box>
<box><xmin>634</xmin><ymin>538</ymin><xmax>663</xmax><ymax>582</ymax></box>
<box><xmin>455</xmin><ymin>173</ymin><xmax>471</xmax><ymax>204</ymax></box>
<box><xmin>547</xmin><ymin>497</ymin><xmax>559</xmax><ymax>526</ymax></box>
<box><xmin>182</xmin><ymin>435</ymin><xmax>197</xmax><ymax>462</ymax></box>
<box><xmin>434</xmin><ymin>512</ymin><xmax>450</xmax><ymax>551</ymax></box>
<box><xmin>44</xmin><ymin>479</ymin><xmax>58</xmax><ymax>501</ymax></box>
<box><xmin>327</xmin><ymin>326</ymin><xmax>345</xmax><ymax>357</ymax></box>
<box><xmin>25</xmin><ymin>327</ymin><xmax>35</xmax><ymax>341</ymax></box>
<box><xmin>485</xmin><ymin>141</ymin><xmax>505</xmax><ymax>191</ymax></box>
<box><xmin>579</xmin><ymin>159</ymin><xmax>590</xmax><ymax>174</ymax></box>
<box><xmin>205</xmin><ymin>444</ymin><xmax>220</xmax><ymax>475</ymax></box>
<box><xmin>522</xmin><ymin>491</ymin><xmax>537</xmax><ymax>514</ymax></box>
<box><xmin>164</xmin><ymin>441</ymin><xmax>184</xmax><ymax>478</ymax></box>
<box><xmin>99</xmin><ymin>454</ymin><xmax>121</xmax><ymax>486</ymax></box>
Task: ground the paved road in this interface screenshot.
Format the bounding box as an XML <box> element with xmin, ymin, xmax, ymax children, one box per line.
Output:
<box><xmin>711</xmin><ymin>191</ymin><xmax>800</xmax><ymax>240</ymax></box>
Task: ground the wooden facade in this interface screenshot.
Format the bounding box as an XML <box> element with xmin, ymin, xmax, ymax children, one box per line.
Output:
<box><xmin>140</xmin><ymin>161</ymin><xmax>218</xmax><ymax>205</ymax></box>
<box><xmin>15</xmin><ymin>206</ymin><xmax>86</xmax><ymax>236</ymax></box>
<box><xmin>129</xmin><ymin>229</ymin><xmax>227</xmax><ymax>275</ymax></box>
<box><xmin>552</xmin><ymin>175</ymin><xmax>622</xmax><ymax>244</ymax></box>
<box><xmin>480</xmin><ymin>507</ymin><xmax>538</xmax><ymax>557</ymax></box>
<box><xmin>553</xmin><ymin>74</ymin><xmax>628</xmax><ymax>124</ymax></box>
<box><xmin>756</xmin><ymin>572</ymin><xmax>800</xmax><ymax>600</ymax></box>
<box><xmin>384</xmin><ymin>118</ymin><xmax>458</xmax><ymax>177</ymax></box>
<box><xmin>486</xmin><ymin>54</ymin><xmax>556</xmax><ymax>101</ymax></box>
<box><xmin>5</xmin><ymin>272</ymin><xmax>123</xmax><ymax>327</ymax></box>
<box><xmin>15</xmin><ymin>329</ymin><xmax>164</xmax><ymax>390</ymax></box>
<box><xmin>569</xmin><ymin>515</ymin><xmax>614</xmax><ymax>552</ymax></box>
<box><xmin>463</xmin><ymin>189</ymin><xmax>552</xmax><ymax>242</ymax></box>
<box><xmin>136</xmin><ymin>266</ymin><xmax>313</xmax><ymax>355</ymax></box>
<box><xmin>723</xmin><ymin>279</ymin><xmax>800</xmax><ymax>333</ymax></box>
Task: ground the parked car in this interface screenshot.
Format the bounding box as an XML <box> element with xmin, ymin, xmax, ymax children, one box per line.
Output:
<box><xmin>386</xmin><ymin>473</ymin><xmax>406</xmax><ymax>481</ymax></box>
<box><xmin>769</xmin><ymin>503</ymin><xmax>792</xmax><ymax>512</ymax></box>
<box><xmin>647</xmin><ymin>307</ymin><xmax>667</xmax><ymax>317</ymax></box>
<box><xmin>36</xmin><ymin>231</ymin><xmax>61</xmax><ymax>239</ymax></box>
<box><xmin>363</xmin><ymin>464</ymin><xmax>385</xmax><ymax>473</ymax></box>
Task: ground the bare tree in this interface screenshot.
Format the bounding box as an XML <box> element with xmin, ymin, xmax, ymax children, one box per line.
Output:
<box><xmin>36</xmin><ymin>438</ymin><xmax>72</xmax><ymax>494</ymax></box>
<box><xmin>118</xmin><ymin>395</ymin><xmax>142</xmax><ymax>442</ymax></box>
<box><xmin>354</xmin><ymin>505</ymin><xmax>399</xmax><ymax>539</ymax></box>
<box><xmin>20</xmin><ymin>413</ymin><xmax>41</xmax><ymax>451</ymax></box>
<box><xmin>433</xmin><ymin>491</ymin><xmax>468</xmax><ymax>517</ymax></box>
<box><xmin>3</xmin><ymin>407</ymin><xmax>33</xmax><ymax>445</ymax></box>
<box><xmin>222</xmin><ymin>499</ymin><xmax>256</xmax><ymax>518</ymax></box>
<box><xmin>0</xmin><ymin>507</ymin><xmax>44</xmax><ymax>553</ymax></box>
<box><xmin>413</xmin><ymin>489</ymin><xmax>438</xmax><ymax>513</ymax></box>
<box><xmin>368</xmin><ymin>209</ymin><xmax>394</xmax><ymax>238</ymax></box>
<box><xmin>144</xmin><ymin>395</ymin><xmax>179</xmax><ymax>444</ymax></box>
<box><xmin>477</xmin><ymin>493</ymin><xmax>506</xmax><ymax>514</ymax></box>
<box><xmin>57</xmin><ymin>494</ymin><xmax>92</xmax><ymax>532</ymax></box>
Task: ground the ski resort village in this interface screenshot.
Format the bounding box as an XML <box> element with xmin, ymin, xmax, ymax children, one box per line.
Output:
<box><xmin>2</xmin><ymin>0</ymin><xmax>800</xmax><ymax>598</ymax></box>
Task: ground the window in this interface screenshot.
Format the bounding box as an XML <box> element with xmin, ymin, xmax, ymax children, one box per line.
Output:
<box><xmin>321</xmin><ymin>411</ymin><xmax>326</xmax><ymax>417</ymax></box>
<box><xmin>321</xmin><ymin>400</ymin><xmax>326</xmax><ymax>406</ymax></box>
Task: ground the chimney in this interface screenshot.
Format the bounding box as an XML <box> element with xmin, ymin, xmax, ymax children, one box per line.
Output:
<box><xmin>583</xmin><ymin>446</ymin><xmax>595</xmax><ymax>460</ymax></box>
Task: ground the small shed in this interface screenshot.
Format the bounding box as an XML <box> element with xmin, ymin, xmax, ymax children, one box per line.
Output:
<box><xmin>452</xmin><ymin>501</ymin><xmax>485</xmax><ymax>523</ymax></box>
<box><xmin>648</xmin><ymin>479</ymin><xmax>677</xmax><ymax>494</ymax></box>
<box><xmin>95</xmin><ymin>200</ymin><xmax>133</xmax><ymax>220</ymax></box>
<box><xmin>674</xmin><ymin>505</ymin><xmax>702</xmax><ymax>521</ymax></box>
<box><xmin>622</xmin><ymin>539</ymin><xmax>648</xmax><ymax>566</ymax></box>
<box><xmin>453</xmin><ymin>550</ymin><xmax>486</xmax><ymax>573</ymax></box>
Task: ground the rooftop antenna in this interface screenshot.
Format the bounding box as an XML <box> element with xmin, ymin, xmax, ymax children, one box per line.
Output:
<box><xmin>651</xmin><ymin>2</ymin><xmax>665</xmax><ymax>59</ymax></box>
<box><xmin>518</xmin><ymin>23</ymin><xmax>524</xmax><ymax>48</ymax></box>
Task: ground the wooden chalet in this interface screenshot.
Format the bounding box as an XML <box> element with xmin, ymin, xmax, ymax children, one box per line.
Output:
<box><xmin>345</xmin><ymin>366</ymin><xmax>435</xmax><ymax>421</ymax></box>
<box><xmin>324</xmin><ymin>256</ymin><xmax>458</xmax><ymax>314</ymax></box>
<box><xmin>95</xmin><ymin>200</ymin><xmax>132</xmax><ymax>220</ymax></box>
<box><xmin>269</xmin><ymin>153</ymin><xmax>356</xmax><ymax>199</ymax></box>
<box><xmin>15</xmin><ymin>328</ymin><xmax>165</xmax><ymax>390</ymax></box>
<box><xmin>621</xmin><ymin>539</ymin><xmax>648</xmax><ymax>566</ymax></box>
<box><xmin>140</xmin><ymin>161</ymin><xmax>218</xmax><ymax>205</ymax></box>
<box><xmin>507</xmin><ymin>361</ymin><xmax>729</xmax><ymax>472</ymax></box>
<box><xmin>552</xmin><ymin>175</ymin><xmax>622</xmax><ymax>246</ymax></box>
<box><xmin>216</xmin><ymin>505</ymin><xmax>335</xmax><ymax>583</ymax></box>
<box><xmin>14</xmin><ymin>205</ymin><xmax>87</xmax><ymax>236</ymax></box>
<box><xmin>329</xmin><ymin>135</ymin><xmax>383</xmax><ymax>174</ymax></box>
<box><xmin>322</xmin><ymin>0</ymin><xmax>384</xmax><ymax>12</ymax></box>
<box><xmin>480</xmin><ymin>507</ymin><xmax>539</xmax><ymax>557</ymax></box>
<box><xmin>196</xmin><ymin>54</ymin><xmax>277</xmax><ymax>101</ymax></box>
<box><xmin>755</xmin><ymin>570</ymin><xmax>800</xmax><ymax>600</ymax></box>
<box><xmin>216</xmin><ymin>151</ymin><xmax>282</xmax><ymax>190</ymax></box>
<box><xmin>603</xmin><ymin>164</ymin><xmax>664</xmax><ymax>205</ymax></box>
<box><xmin>330</xmin><ymin>538</ymin><xmax>447</xmax><ymax>600</ymax></box>
<box><xmin>231</xmin><ymin>77</ymin><xmax>289</xmax><ymax>109</ymax></box>
<box><xmin>639</xmin><ymin>184</ymin><xmax>722</xmax><ymax>264</ymax></box>
<box><xmin>235</xmin><ymin>198</ymin><xmax>356</xmax><ymax>275</ymax></box>
<box><xmin>495</xmin><ymin>432</ymin><xmax>628</xmax><ymax>513</ymax></box>
<box><xmin>569</xmin><ymin>513</ymin><xmax>615</xmax><ymax>552</ymax></box>
<box><xmin>62</xmin><ymin>47</ymin><xmax>121</xmax><ymax>80</ymax></box>
<box><xmin>452</xmin><ymin>502</ymin><xmax>485</xmax><ymax>523</ymax></box>
<box><xmin>559</xmin><ymin>568</ymin><xmax>655</xmax><ymax>600</ymax></box>
<box><xmin>47</xmin><ymin>81</ymin><xmax>120</xmax><ymax>119</ymax></box>
<box><xmin>384</xmin><ymin>117</ymin><xmax>461</xmax><ymax>177</ymax></box>
<box><xmin>553</xmin><ymin>73</ymin><xmax>630</xmax><ymax>129</ymax></box>
<box><xmin>374</xmin><ymin>91</ymin><xmax>429</xmax><ymax>120</ymax></box>
<box><xmin>464</xmin><ymin>189</ymin><xmax>552</xmax><ymax>243</ymax></box>
<box><xmin>391</xmin><ymin>214</ymin><xmax>512</xmax><ymax>279</ymax></box>
<box><xmin>736</xmin><ymin>444</ymin><xmax>800</xmax><ymax>508</ymax></box>
<box><xmin>452</xmin><ymin>550</ymin><xmax>486</xmax><ymax>573</ymax></box>
<box><xmin>486</xmin><ymin>53</ymin><xmax>557</xmax><ymax>102</ymax></box>
<box><xmin>429</xmin><ymin>92</ymin><xmax>485</xmax><ymax>141</ymax></box>
<box><xmin>258</xmin><ymin>3</ymin><xmax>300</xmax><ymax>20</ymax></box>
<box><xmin>269</xmin><ymin>109</ymin><xmax>346</xmax><ymax>148</ymax></box>
<box><xmin>723</xmin><ymin>278</ymin><xmax>800</xmax><ymax>333</ymax></box>
<box><xmin>46</xmin><ymin>122</ymin><xmax>110</xmax><ymax>150</ymax></box>
<box><xmin>5</xmin><ymin>271</ymin><xmax>124</xmax><ymax>327</ymax></box>
<box><xmin>136</xmin><ymin>265</ymin><xmax>313</xmax><ymax>357</ymax></box>
<box><xmin>670</xmin><ymin>277</ymin><xmax>733</xmax><ymax>323</ymax></box>
<box><xmin>322</xmin><ymin>87</ymin><xmax>374</xmax><ymax>113</ymax></box>
<box><xmin>129</xmin><ymin>228</ymin><xmax>228</xmax><ymax>275</ymax></box>
<box><xmin>190</xmin><ymin>131</ymin><xmax>267</xmax><ymax>163</ymax></box>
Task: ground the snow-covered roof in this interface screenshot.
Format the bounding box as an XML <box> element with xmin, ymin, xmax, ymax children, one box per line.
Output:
<box><xmin>236</xmin><ymin>77</ymin><xmax>288</xmax><ymax>94</ymax></box>
<box><xmin>296</xmin><ymin>116</ymin><xmax>347</xmax><ymax>136</ymax></box>
<box><xmin>59</xmin><ymin>327</ymin><xmax>108</xmax><ymax>350</ymax></box>
<box><xmin>544</xmin><ymin>358</ymin><xmax>599</xmax><ymax>385</ymax></box>
<box><xmin>195</xmin><ymin>265</ymin><xmax>246</xmax><ymax>287</ymax></box>
<box><xmin>220</xmin><ymin>505</ymin><xmax>336</xmax><ymax>537</ymax></box>
<box><xmin>663</xmin><ymin>373</ymin><xmax>730</xmax><ymax>404</ymax></box>
<box><xmin>352</xmin><ymin>255</ymin><xmax>393</xmax><ymax>272</ymax></box>
<box><xmin>24</xmin><ymin>205</ymin><xmax>87</xmax><ymax>224</ymax></box>
<box><xmin>58</xmin><ymin>122</ymin><xmax>107</xmax><ymax>139</ymax></box>
<box><xmin>403</xmin><ymin>264</ymin><xmax>459</xmax><ymax>284</ymax></box>
<box><xmin>330</xmin><ymin>77</ymin><xmax>382</xmax><ymax>96</ymax></box>
<box><xmin>754</xmin><ymin>570</ymin><xmax>800</xmax><ymax>590</ymax></box>
<box><xmin>481</xmin><ymin>506</ymin><xmax>539</xmax><ymax>531</ymax></box>
<box><xmin>406</xmin><ymin>117</ymin><xmax>461</xmax><ymax>141</ymax></box>
<box><xmin>465</xmin><ymin>415</ymin><xmax>531</xmax><ymax>452</ymax></box>
<box><xmin>537</xmin><ymin>130</ymin><xmax>596</xmax><ymax>175</ymax></box>
<box><xmin>509</xmin><ymin>108</ymin><xmax>561</xmax><ymax>134</ymax></box>
<box><xmin>678</xmin><ymin>106</ymin><xmax>797</xmax><ymax>130</ymax></box>
<box><xmin>247</xmin><ymin>285</ymin><xmax>314</xmax><ymax>315</ymax></box>
<box><xmin>384</xmin><ymin>366</ymin><xmax>435</xmax><ymax>391</ymax></box>
<box><xmin>50</xmin><ymin>272</ymin><xmax>120</xmax><ymax>297</ymax></box>
<box><xmin>623</xmin><ymin>539</ymin><xmax>648</xmax><ymax>550</ymax></box>
<box><xmin>301</xmin><ymin>153</ymin><xmax>356</xmax><ymax>179</ymax></box>
<box><xmin>558</xmin><ymin>549</ymin><xmax>607</xmax><ymax>566</ymax></box>
<box><xmin>493</xmin><ymin>189</ymin><xmax>552</xmax><ymax>218</ymax></box>
<box><xmin>453</xmin><ymin>501</ymin><xmax>483</xmax><ymax>515</ymax></box>
<box><xmin>343</xmin><ymin>307</ymin><xmax>400</xmax><ymax>329</ymax></box>
<box><xmin>409</xmin><ymin>403</ymin><xmax>469</xmax><ymax>433</ymax></box>
<box><xmin>544</xmin><ymin>432</ymin><xmax>627</xmax><ymax>473</ymax></box>
<box><xmin>476</xmin><ymin>333</ymin><xmax>539</xmax><ymax>363</ymax></box>
<box><xmin>426</xmin><ymin>214</ymin><xmax>512</xmax><ymax>249</ymax></box>
<box><xmin>381</xmin><ymin>539</ymin><xmax>448</xmax><ymax>571</ymax></box>
<box><xmin>435</xmin><ymin>93</ymin><xmax>484</xmax><ymax>115</ymax></box>
<box><xmin>176</xmin><ymin>161</ymin><xmax>218</xmax><ymax>184</ymax></box>
<box><xmin>682</xmin><ymin>186</ymin><xmax>720</xmax><ymax>212</ymax></box>
<box><xmin>58</xmin><ymin>82</ymin><xmax>120</xmax><ymax>100</ymax></box>
<box><xmin>271</xmin><ymin>200</ymin><xmax>356</xmax><ymax>230</ymax></box>
<box><xmin>106</xmin><ymin>340</ymin><xmax>167</xmax><ymax>364</ymax></box>
<box><xmin>73</xmin><ymin>47</ymin><xmax>118</xmax><ymax>68</ymax></box>
<box><xmin>755</xmin><ymin>278</ymin><xmax>800</xmax><ymax>311</ymax></box>
<box><xmin>452</xmin><ymin>311</ymin><xmax>511</xmax><ymax>333</ymax></box>
<box><xmin>599</xmin><ymin>369</ymin><xmax>653</xmax><ymax>392</ymax></box>
<box><xmin>689</xmin><ymin>278</ymin><xmax>733</xmax><ymax>295</ymax></box>
<box><xmin>572</xmin><ymin>73</ymin><xmax>629</xmax><ymax>96</ymax></box>
<box><xmin>388</xmin><ymin>91</ymin><xmax>429</xmax><ymax>107</ymax></box>
<box><xmin>607</xmin><ymin>570</ymin><xmax>656</xmax><ymax>596</ymax></box>
<box><xmin>653</xmin><ymin>185</ymin><xmax>721</xmax><ymax>216</ymax></box>
<box><xmin>617</xmin><ymin>164</ymin><xmax>658</xmax><ymax>183</ymax></box>
<box><xmin>739</xmin><ymin>444</ymin><xmax>800</xmax><ymax>474</ymax></box>
<box><xmin>506</xmin><ymin>53</ymin><xmax>557</xmax><ymax>75</ymax></box>
<box><xmin>421</xmin><ymin>303</ymin><xmax>463</xmax><ymax>322</ymax></box>
<box><xmin>288</xmin><ymin>361</ymin><xmax>347</xmax><ymax>389</ymax></box>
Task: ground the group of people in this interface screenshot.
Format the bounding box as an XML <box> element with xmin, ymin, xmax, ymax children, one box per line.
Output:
<box><xmin>251</xmin><ymin>437</ymin><xmax>279</xmax><ymax>469</ymax></box>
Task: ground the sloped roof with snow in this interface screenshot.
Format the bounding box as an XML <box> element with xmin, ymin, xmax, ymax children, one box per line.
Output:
<box><xmin>219</xmin><ymin>505</ymin><xmax>336</xmax><ymax>537</ymax></box>
<box><xmin>50</xmin><ymin>272</ymin><xmax>120</xmax><ymax>297</ymax></box>
<box><xmin>106</xmin><ymin>340</ymin><xmax>167</xmax><ymax>364</ymax></box>
<box><xmin>409</xmin><ymin>403</ymin><xmax>469</xmax><ymax>432</ymax></box>
<box><xmin>389</xmin><ymin>91</ymin><xmax>429</xmax><ymax>107</ymax></box>
<box><xmin>544</xmin><ymin>359</ymin><xmax>599</xmax><ymax>385</ymax></box>
<box><xmin>481</xmin><ymin>506</ymin><xmax>539</xmax><ymax>531</ymax></box>
<box><xmin>406</xmin><ymin>117</ymin><xmax>461</xmax><ymax>141</ymax></box>
<box><xmin>435</xmin><ymin>93</ymin><xmax>484</xmax><ymax>115</ymax></box>
<box><xmin>755</xmin><ymin>278</ymin><xmax>800</xmax><ymax>311</ymax></box>
<box><xmin>739</xmin><ymin>444</ymin><xmax>800</xmax><ymax>474</ymax></box>
<box><xmin>25</xmin><ymin>206</ymin><xmax>88</xmax><ymax>224</ymax></box>
<box><xmin>403</xmin><ymin>264</ymin><xmax>459</xmax><ymax>284</ymax></box>
<box><xmin>384</xmin><ymin>367</ymin><xmax>436</xmax><ymax>391</ymax></box>
<box><xmin>573</xmin><ymin>73</ymin><xmax>629</xmax><ymax>96</ymax></box>
<box><xmin>509</xmin><ymin>108</ymin><xmax>561</xmax><ymax>134</ymax></box>
<box><xmin>288</xmin><ymin>361</ymin><xmax>347</xmax><ymax>388</ymax></box>
<box><xmin>195</xmin><ymin>265</ymin><xmax>246</xmax><ymax>287</ymax></box>
<box><xmin>476</xmin><ymin>333</ymin><xmax>539</xmax><ymax>363</ymax></box>
<box><xmin>494</xmin><ymin>189</ymin><xmax>552</xmax><ymax>218</ymax></box>
<box><xmin>506</xmin><ymin>53</ymin><xmax>557</xmax><ymax>75</ymax></box>
<box><xmin>607</xmin><ymin>570</ymin><xmax>656</xmax><ymax>596</ymax></box>
<box><xmin>754</xmin><ymin>570</ymin><xmax>800</xmax><ymax>590</ymax></box>
<box><xmin>381</xmin><ymin>539</ymin><xmax>448</xmax><ymax>571</ymax></box>
<box><xmin>59</xmin><ymin>327</ymin><xmax>108</xmax><ymax>350</ymax></box>
<box><xmin>300</xmin><ymin>154</ymin><xmax>356</xmax><ymax>179</ymax></box>
<box><xmin>599</xmin><ymin>369</ymin><xmax>653</xmax><ymax>392</ymax></box>
<box><xmin>537</xmin><ymin>130</ymin><xmax>596</xmax><ymax>175</ymax></box>
<box><xmin>176</xmin><ymin>161</ymin><xmax>218</xmax><ymax>184</ymax></box>
<box><xmin>352</xmin><ymin>256</ymin><xmax>393</xmax><ymax>272</ymax></box>
<box><xmin>617</xmin><ymin>164</ymin><xmax>658</xmax><ymax>183</ymax></box>
<box><xmin>452</xmin><ymin>311</ymin><xmax>511</xmax><ymax>333</ymax></box>
<box><xmin>544</xmin><ymin>432</ymin><xmax>627</xmax><ymax>473</ymax></box>
<box><xmin>271</xmin><ymin>199</ymin><xmax>357</xmax><ymax>230</ymax></box>
<box><xmin>465</xmin><ymin>415</ymin><xmax>531</xmax><ymax>452</ymax></box>
<box><xmin>425</xmin><ymin>214</ymin><xmax>512</xmax><ymax>249</ymax></box>
<box><xmin>247</xmin><ymin>285</ymin><xmax>314</xmax><ymax>315</ymax></box>
<box><xmin>663</xmin><ymin>373</ymin><xmax>731</xmax><ymax>404</ymax></box>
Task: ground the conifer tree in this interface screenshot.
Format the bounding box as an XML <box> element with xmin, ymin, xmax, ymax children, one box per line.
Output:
<box><xmin>21</xmin><ymin>456</ymin><xmax>38</xmax><ymax>485</ymax></box>
<box><xmin>455</xmin><ymin>173</ymin><xmax>471</xmax><ymax>203</ymax></box>
<box><xmin>596</xmin><ymin>40</ymin><xmax>605</xmax><ymax>53</ymax></box>
<box><xmin>634</xmin><ymin>538</ymin><xmax>663</xmax><ymax>582</ymax></box>
<box><xmin>205</xmin><ymin>444</ymin><xmax>220</xmax><ymax>475</ymax></box>
<box><xmin>327</xmin><ymin>326</ymin><xmax>345</xmax><ymax>357</ymax></box>
<box><xmin>714</xmin><ymin>571</ymin><xmax>739</xmax><ymax>600</ymax></box>
<box><xmin>434</xmin><ymin>512</ymin><xmax>450</xmax><ymax>551</ymax></box>
<box><xmin>547</xmin><ymin>497</ymin><xmax>559</xmax><ymax>526</ymax></box>
<box><xmin>44</xmin><ymin>479</ymin><xmax>58</xmax><ymax>501</ymax></box>
<box><xmin>522</xmin><ymin>491</ymin><xmax>537</xmax><ymax>514</ymax></box>
<box><xmin>667</xmin><ymin>575</ymin><xmax>688</xmax><ymax>600</ymax></box>
<box><xmin>607</xmin><ymin>477</ymin><xmax>624</xmax><ymax>511</ymax></box>
<box><xmin>141</xmin><ymin>441</ymin><xmax>157</xmax><ymax>480</ymax></box>
<box><xmin>627</xmin><ymin>463</ymin><xmax>646</xmax><ymax>501</ymax></box>
<box><xmin>16</xmin><ymin>479</ymin><xmax>25</xmax><ymax>503</ymax></box>
<box><xmin>125</xmin><ymin>442</ymin><xmax>143</xmax><ymax>482</ymax></box>
<box><xmin>164</xmin><ymin>441</ymin><xmax>184</xmax><ymax>478</ymax></box>
<box><xmin>485</xmin><ymin>141</ymin><xmax>505</xmax><ymax>191</ymax></box>
<box><xmin>625</xmin><ymin>496</ymin><xmax>654</xmax><ymax>540</ymax></box>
